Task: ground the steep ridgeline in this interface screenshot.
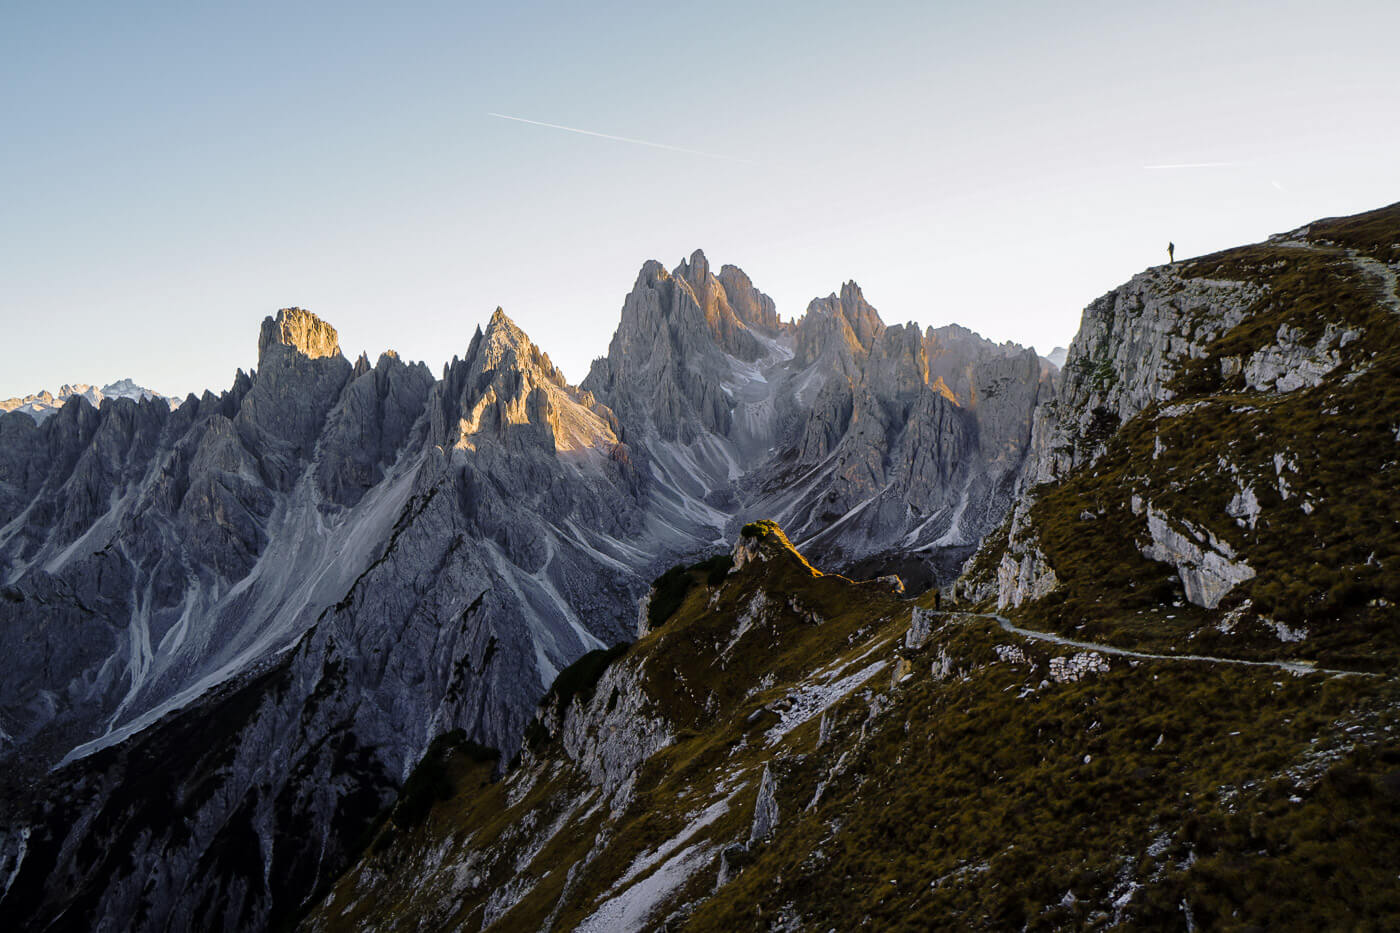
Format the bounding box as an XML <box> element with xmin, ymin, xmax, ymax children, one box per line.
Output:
<box><xmin>584</xmin><ymin>250</ymin><xmax>1055</xmax><ymax>588</ymax></box>
<box><xmin>303</xmin><ymin>522</ymin><xmax>1400</xmax><ymax>931</ymax></box>
<box><xmin>961</xmin><ymin>201</ymin><xmax>1400</xmax><ymax>671</ymax></box>
<box><xmin>0</xmin><ymin>309</ymin><xmax>652</xmax><ymax>931</ymax></box>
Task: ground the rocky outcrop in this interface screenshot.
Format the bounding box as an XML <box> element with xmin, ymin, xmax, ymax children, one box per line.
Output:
<box><xmin>960</xmin><ymin>258</ymin><xmax>1270</xmax><ymax>612</ymax></box>
<box><xmin>558</xmin><ymin>660</ymin><xmax>673</xmax><ymax>811</ymax></box>
<box><xmin>750</xmin><ymin>764</ymin><xmax>779</xmax><ymax>843</ymax></box>
<box><xmin>1140</xmin><ymin>506</ymin><xmax>1255</xmax><ymax>609</ymax></box>
<box><xmin>996</xmin><ymin>545</ymin><xmax>1059</xmax><ymax>610</ymax></box>
<box><xmin>905</xmin><ymin>606</ymin><xmax>936</xmax><ymax>650</ymax></box>
<box><xmin>1242</xmin><ymin>322</ymin><xmax>1357</xmax><ymax>393</ymax></box>
<box><xmin>1030</xmin><ymin>268</ymin><xmax>1262</xmax><ymax>484</ymax></box>
<box><xmin>1048</xmin><ymin>652</ymin><xmax>1110</xmax><ymax>683</ymax></box>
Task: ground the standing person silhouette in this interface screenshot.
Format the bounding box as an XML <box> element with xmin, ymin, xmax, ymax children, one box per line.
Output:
<box><xmin>1168</xmin><ymin>242</ymin><xmax>1175</xmax><ymax>263</ymax></box>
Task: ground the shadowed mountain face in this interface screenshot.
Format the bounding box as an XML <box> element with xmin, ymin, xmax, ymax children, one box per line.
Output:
<box><xmin>0</xmin><ymin>257</ymin><xmax>1048</xmax><ymax>930</ymax></box>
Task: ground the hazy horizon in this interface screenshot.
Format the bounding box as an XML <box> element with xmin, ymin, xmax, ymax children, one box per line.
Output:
<box><xmin>4</xmin><ymin>1</ymin><xmax>1398</xmax><ymax>399</ymax></box>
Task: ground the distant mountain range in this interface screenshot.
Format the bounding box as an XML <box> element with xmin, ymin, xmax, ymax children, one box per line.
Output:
<box><xmin>1</xmin><ymin>379</ymin><xmax>170</xmax><ymax>423</ymax></box>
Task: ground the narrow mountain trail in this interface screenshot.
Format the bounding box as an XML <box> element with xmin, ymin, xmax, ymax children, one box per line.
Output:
<box><xmin>964</xmin><ymin>612</ymin><xmax>1380</xmax><ymax>678</ymax></box>
<box><xmin>1272</xmin><ymin>238</ymin><xmax>1400</xmax><ymax>314</ymax></box>
<box><xmin>1351</xmin><ymin>251</ymin><xmax>1400</xmax><ymax>314</ymax></box>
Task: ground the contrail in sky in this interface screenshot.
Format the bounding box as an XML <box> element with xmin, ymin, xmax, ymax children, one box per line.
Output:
<box><xmin>487</xmin><ymin>112</ymin><xmax>756</xmax><ymax>164</ymax></box>
<box><xmin>1142</xmin><ymin>161</ymin><xmax>1244</xmax><ymax>170</ymax></box>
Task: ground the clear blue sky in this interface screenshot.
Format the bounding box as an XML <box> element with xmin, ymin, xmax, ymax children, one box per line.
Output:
<box><xmin>3</xmin><ymin>0</ymin><xmax>1397</xmax><ymax>399</ymax></box>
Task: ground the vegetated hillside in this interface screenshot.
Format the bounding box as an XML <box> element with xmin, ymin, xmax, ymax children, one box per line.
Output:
<box><xmin>963</xmin><ymin>201</ymin><xmax>1400</xmax><ymax>672</ymax></box>
<box><xmin>301</xmin><ymin>523</ymin><xmax>1400</xmax><ymax>931</ymax></box>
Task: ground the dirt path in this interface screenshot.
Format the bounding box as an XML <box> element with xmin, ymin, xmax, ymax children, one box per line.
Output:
<box><xmin>968</xmin><ymin>612</ymin><xmax>1377</xmax><ymax>678</ymax></box>
<box><xmin>1273</xmin><ymin>239</ymin><xmax>1399</xmax><ymax>314</ymax></box>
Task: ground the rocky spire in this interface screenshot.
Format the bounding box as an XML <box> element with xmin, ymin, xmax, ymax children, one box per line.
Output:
<box><xmin>718</xmin><ymin>264</ymin><xmax>781</xmax><ymax>333</ymax></box>
<box><xmin>792</xmin><ymin>281</ymin><xmax>886</xmax><ymax>373</ymax></box>
<box><xmin>839</xmin><ymin>281</ymin><xmax>883</xmax><ymax>348</ymax></box>
<box><xmin>471</xmin><ymin>308</ymin><xmax>567</xmax><ymax>388</ymax></box>
<box><xmin>582</xmin><ymin>253</ymin><xmax>766</xmax><ymax>443</ymax></box>
<box><xmin>258</xmin><ymin>308</ymin><xmax>341</xmax><ymax>363</ymax></box>
<box><xmin>672</xmin><ymin>249</ymin><xmax>765</xmax><ymax>362</ymax></box>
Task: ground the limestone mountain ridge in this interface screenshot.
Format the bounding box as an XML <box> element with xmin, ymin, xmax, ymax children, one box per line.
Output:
<box><xmin>0</xmin><ymin>260</ymin><xmax>1046</xmax><ymax>931</ymax></box>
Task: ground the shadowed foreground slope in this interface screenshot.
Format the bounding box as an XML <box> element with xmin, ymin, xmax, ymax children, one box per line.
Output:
<box><xmin>304</xmin><ymin>522</ymin><xmax>1400</xmax><ymax>930</ymax></box>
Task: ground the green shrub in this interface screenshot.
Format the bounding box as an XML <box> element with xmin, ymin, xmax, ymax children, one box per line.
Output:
<box><xmin>647</xmin><ymin>554</ymin><xmax>735</xmax><ymax>631</ymax></box>
<box><xmin>393</xmin><ymin>730</ymin><xmax>499</xmax><ymax>830</ymax></box>
<box><xmin>648</xmin><ymin>564</ymin><xmax>693</xmax><ymax>631</ymax></box>
<box><xmin>546</xmin><ymin>643</ymin><xmax>629</xmax><ymax>717</ymax></box>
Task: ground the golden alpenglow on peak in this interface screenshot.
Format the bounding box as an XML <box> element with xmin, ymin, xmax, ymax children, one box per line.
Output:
<box><xmin>257</xmin><ymin>307</ymin><xmax>342</xmax><ymax>361</ymax></box>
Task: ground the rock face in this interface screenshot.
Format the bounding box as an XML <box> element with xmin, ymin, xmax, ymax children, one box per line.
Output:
<box><xmin>1140</xmin><ymin>505</ymin><xmax>1255</xmax><ymax>609</ymax></box>
<box><xmin>1024</xmin><ymin>269</ymin><xmax>1261</xmax><ymax>487</ymax></box>
<box><xmin>963</xmin><ymin>203</ymin><xmax>1400</xmax><ymax>640</ymax></box>
<box><xmin>749</xmin><ymin>764</ymin><xmax>779</xmax><ymax>843</ymax></box>
<box><xmin>258</xmin><ymin>306</ymin><xmax>342</xmax><ymax>360</ymax></box>
<box><xmin>957</xmin><ymin>261</ymin><xmax>1267</xmax><ymax>610</ymax></box>
<box><xmin>0</xmin><ymin>256</ymin><xmax>1049</xmax><ymax>931</ymax></box>
<box><xmin>583</xmin><ymin>250</ymin><xmax>1053</xmax><ymax>586</ymax></box>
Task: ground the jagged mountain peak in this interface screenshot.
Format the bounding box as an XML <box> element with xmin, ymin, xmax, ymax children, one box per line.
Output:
<box><xmin>718</xmin><ymin>263</ymin><xmax>781</xmax><ymax>333</ymax></box>
<box><xmin>610</xmin><ymin>251</ymin><xmax>776</xmax><ymax>357</ymax></box>
<box><xmin>434</xmin><ymin>306</ymin><xmax>619</xmax><ymax>458</ymax></box>
<box><xmin>675</xmin><ymin>247</ymin><xmax>712</xmax><ymax>284</ymax></box>
<box><xmin>670</xmin><ymin>250</ymin><xmax>769</xmax><ymax>361</ymax></box>
<box><xmin>582</xmin><ymin>251</ymin><xmax>780</xmax><ymax>445</ymax></box>
<box><xmin>838</xmin><ymin>281</ymin><xmax>883</xmax><ymax>342</ymax></box>
<box><xmin>471</xmin><ymin>306</ymin><xmax>568</xmax><ymax>388</ymax></box>
<box><xmin>257</xmin><ymin>307</ymin><xmax>341</xmax><ymax>363</ymax></box>
<box><xmin>793</xmin><ymin>281</ymin><xmax>886</xmax><ymax>372</ymax></box>
<box><xmin>482</xmin><ymin>306</ymin><xmax>531</xmax><ymax>349</ymax></box>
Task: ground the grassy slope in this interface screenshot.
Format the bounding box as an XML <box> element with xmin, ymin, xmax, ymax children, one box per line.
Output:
<box><xmin>304</xmin><ymin>531</ymin><xmax>1400</xmax><ymax>930</ymax></box>
<box><xmin>980</xmin><ymin>203</ymin><xmax>1400</xmax><ymax>671</ymax></box>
